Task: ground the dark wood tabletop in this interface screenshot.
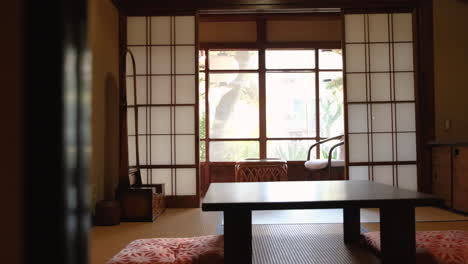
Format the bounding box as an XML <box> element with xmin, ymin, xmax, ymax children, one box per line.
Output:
<box><xmin>202</xmin><ymin>180</ymin><xmax>443</xmax><ymax>211</ymax></box>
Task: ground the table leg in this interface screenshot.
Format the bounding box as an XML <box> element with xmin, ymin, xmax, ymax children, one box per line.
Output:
<box><xmin>380</xmin><ymin>206</ymin><xmax>416</xmax><ymax>264</ymax></box>
<box><xmin>224</xmin><ymin>209</ymin><xmax>252</xmax><ymax>264</ymax></box>
<box><xmin>343</xmin><ymin>207</ymin><xmax>361</xmax><ymax>243</ymax></box>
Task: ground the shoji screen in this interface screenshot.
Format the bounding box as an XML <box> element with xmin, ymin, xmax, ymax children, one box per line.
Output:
<box><xmin>126</xmin><ymin>16</ymin><xmax>197</xmax><ymax>196</ymax></box>
<box><xmin>344</xmin><ymin>13</ymin><xmax>418</xmax><ymax>190</ymax></box>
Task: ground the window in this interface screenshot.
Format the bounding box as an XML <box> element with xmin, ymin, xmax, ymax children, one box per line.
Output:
<box><xmin>200</xmin><ymin>48</ymin><xmax>343</xmax><ymax>162</ymax></box>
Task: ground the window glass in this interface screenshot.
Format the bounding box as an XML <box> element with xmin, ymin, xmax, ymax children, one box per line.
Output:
<box><xmin>209</xmin><ymin>73</ymin><xmax>259</xmax><ymax>139</ymax></box>
<box><xmin>209</xmin><ymin>50</ymin><xmax>258</xmax><ymax>70</ymax></box>
<box><xmin>318</xmin><ymin>49</ymin><xmax>342</xmax><ymax>69</ymax></box>
<box><xmin>266</xmin><ymin>73</ymin><xmax>316</xmax><ymax>138</ymax></box>
<box><xmin>319</xmin><ymin>71</ymin><xmax>344</xmax><ymax>137</ymax></box>
<box><xmin>267</xmin><ymin>140</ymin><xmax>316</xmax><ymax>161</ymax></box>
<box><xmin>266</xmin><ymin>49</ymin><xmax>315</xmax><ymax>69</ymax></box>
<box><xmin>210</xmin><ymin>141</ymin><xmax>259</xmax><ymax>161</ymax></box>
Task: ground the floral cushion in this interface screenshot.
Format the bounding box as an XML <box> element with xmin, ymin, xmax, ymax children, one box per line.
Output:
<box><xmin>107</xmin><ymin>235</ymin><xmax>224</xmax><ymax>264</ymax></box>
<box><xmin>362</xmin><ymin>230</ymin><xmax>468</xmax><ymax>264</ymax></box>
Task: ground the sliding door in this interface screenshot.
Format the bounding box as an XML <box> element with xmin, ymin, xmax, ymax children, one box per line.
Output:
<box><xmin>126</xmin><ymin>16</ymin><xmax>198</xmax><ymax>202</ymax></box>
<box><xmin>344</xmin><ymin>12</ymin><xmax>418</xmax><ymax>190</ymax></box>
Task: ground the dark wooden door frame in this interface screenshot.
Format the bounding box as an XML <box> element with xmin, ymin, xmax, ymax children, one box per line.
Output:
<box><xmin>113</xmin><ymin>0</ymin><xmax>435</xmax><ymax>194</ymax></box>
<box><xmin>24</xmin><ymin>0</ymin><xmax>90</xmax><ymax>263</ymax></box>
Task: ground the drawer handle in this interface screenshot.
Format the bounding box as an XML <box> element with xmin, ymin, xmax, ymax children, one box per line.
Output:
<box><xmin>454</xmin><ymin>148</ymin><xmax>460</xmax><ymax>157</ymax></box>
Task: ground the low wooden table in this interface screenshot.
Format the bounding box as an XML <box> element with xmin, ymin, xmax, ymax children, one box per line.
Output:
<box><xmin>234</xmin><ymin>158</ymin><xmax>287</xmax><ymax>182</ymax></box>
<box><xmin>202</xmin><ymin>181</ymin><xmax>442</xmax><ymax>264</ymax></box>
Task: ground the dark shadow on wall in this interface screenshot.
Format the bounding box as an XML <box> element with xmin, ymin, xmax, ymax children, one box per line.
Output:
<box><xmin>104</xmin><ymin>72</ymin><xmax>120</xmax><ymax>200</ymax></box>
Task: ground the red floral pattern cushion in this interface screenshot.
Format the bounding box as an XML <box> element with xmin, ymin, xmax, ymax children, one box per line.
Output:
<box><xmin>362</xmin><ymin>230</ymin><xmax>468</xmax><ymax>264</ymax></box>
<box><xmin>107</xmin><ymin>235</ymin><xmax>224</xmax><ymax>264</ymax></box>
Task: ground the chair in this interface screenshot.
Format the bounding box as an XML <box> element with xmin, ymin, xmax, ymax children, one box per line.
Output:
<box><xmin>304</xmin><ymin>135</ymin><xmax>345</xmax><ymax>180</ymax></box>
<box><xmin>117</xmin><ymin>168</ymin><xmax>166</xmax><ymax>222</ymax></box>
<box><xmin>235</xmin><ymin>158</ymin><xmax>288</xmax><ymax>182</ymax></box>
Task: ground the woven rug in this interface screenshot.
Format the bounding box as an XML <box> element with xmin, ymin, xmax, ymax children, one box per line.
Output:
<box><xmin>248</xmin><ymin>224</ymin><xmax>378</xmax><ymax>264</ymax></box>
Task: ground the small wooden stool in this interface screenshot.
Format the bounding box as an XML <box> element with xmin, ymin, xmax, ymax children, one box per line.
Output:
<box><xmin>107</xmin><ymin>235</ymin><xmax>224</xmax><ymax>264</ymax></box>
<box><xmin>235</xmin><ymin>158</ymin><xmax>287</xmax><ymax>182</ymax></box>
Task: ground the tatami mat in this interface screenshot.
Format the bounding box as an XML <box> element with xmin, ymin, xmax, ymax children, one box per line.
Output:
<box><xmin>90</xmin><ymin>209</ymin><xmax>219</xmax><ymax>263</ymax></box>
<box><xmin>91</xmin><ymin>207</ymin><xmax>467</xmax><ymax>264</ymax></box>
<box><xmin>251</xmin><ymin>224</ymin><xmax>379</xmax><ymax>264</ymax></box>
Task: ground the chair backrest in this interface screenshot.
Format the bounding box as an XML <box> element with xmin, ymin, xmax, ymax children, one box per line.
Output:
<box><xmin>307</xmin><ymin>135</ymin><xmax>344</xmax><ymax>161</ymax></box>
<box><xmin>235</xmin><ymin>159</ymin><xmax>288</xmax><ymax>182</ymax></box>
<box><xmin>129</xmin><ymin>168</ymin><xmax>142</xmax><ymax>187</ymax></box>
<box><xmin>336</xmin><ymin>142</ymin><xmax>345</xmax><ymax>160</ymax></box>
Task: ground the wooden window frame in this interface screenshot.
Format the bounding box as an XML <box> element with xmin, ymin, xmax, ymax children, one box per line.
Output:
<box><xmin>199</xmin><ymin>15</ymin><xmax>343</xmax><ymax>164</ymax></box>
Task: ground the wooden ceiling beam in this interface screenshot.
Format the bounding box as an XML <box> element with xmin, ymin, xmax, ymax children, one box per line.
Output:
<box><xmin>111</xmin><ymin>0</ymin><xmax>425</xmax><ymax>15</ymax></box>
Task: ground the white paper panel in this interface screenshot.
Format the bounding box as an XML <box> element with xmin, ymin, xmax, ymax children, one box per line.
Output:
<box><xmin>349</xmin><ymin>134</ymin><xmax>369</xmax><ymax>162</ymax></box>
<box><xmin>393</xmin><ymin>13</ymin><xmax>413</xmax><ymax>42</ymax></box>
<box><xmin>394</xmin><ymin>72</ymin><xmax>415</xmax><ymax>101</ymax></box>
<box><xmin>128</xmin><ymin>136</ymin><xmax>136</xmax><ymax>166</ymax></box>
<box><xmin>369</xmin><ymin>14</ymin><xmax>389</xmax><ymax>42</ymax></box>
<box><xmin>372</xmin><ymin>133</ymin><xmax>393</xmax><ymax>162</ymax></box>
<box><xmin>127</xmin><ymin>17</ymin><xmax>147</xmax><ymax>45</ymax></box>
<box><xmin>176</xmin><ymin>169</ymin><xmax>197</xmax><ymax>195</ymax></box>
<box><xmin>175</xmin><ymin>135</ymin><xmax>195</xmax><ymax>164</ymax></box>
<box><xmin>373</xmin><ymin>165</ymin><xmax>394</xmax><ymax>186</ymax></box>
<box><xmin>175</xmin><ymin>16</ymin><xmax>195</xmax><ymax>44</ymax></box>
<box><xmin>346</xmin><ymin>44</ymin><xmax>366</xmax><ymax>72</ymax></box>
<box><xmin>151</xmin><ymin>76</ymin><xmax>171</xmax><ymax>104</ymax></box>
<box><xmin>348</xmin><ymin>104</ymin><xmax>368</xmax><ymax>133</ymax></box>
<box><xmin>370</xmin><ymin>44</ymin><xmax>390</xmax><ymax>72</ymax></box>
<box><xmin>397</xmin><ymin>133</ymin><xmax>417</xmax><ymax>161</ymax></box>
<box><xmin>126</xmin><ymin>76</ymin><xmax>147</xmax><ymax>105</ymax></box>
<box><xmin>127</xmin><ymin>47</ymin><xmax>146</xmax><ymax>75</ymax></box>
<box><xmin>346</xmin><ymin>74</ymin><xmax>366</xmax><ymax>102</ymax></box>
<box><xmin>126</xmin><ymin>77</ymin><xmax>135</xmax><ymax>106</ymax></box>
<box><xmin>345</xmin><ymin>14</ymin><xmax>365</xmax><ymax>43</ymax></box>
<box><xmin>127</xmin><ymin>108</ymin><xmax>135</xmax><ymax>135</ymax></box>
<box><xmin>176</xmin><ymin>75</ymin><xmax>196</xmax><ymax>104</ymax></box>
<box><xmin>151</xmin><ymin>16</ymin><xmax>171</xmax><ymax>45</ymax></box>
<box><xmin>348</xmin><ymin>166</ymin><xmax>369</xmax><ymax>181</ymax></box>
<box><xmin>370</xmin><ymin>73</ymin><xmax>391</xmax><ymax>101</ymax></box>
<box><xmin>151</xmin><ymin>46</ymin><xmax>171</xmax><ymax>74</ymax></box>
<box><xmin>150</xmin><ymin>169</ymin><xmax>172</xmax><ymax>195</ymax></box>
<box><xmin>150</xmin><ymin>135</ymin><xmax>171</xmax><ymax>165</ymax></box>
<box><xmin>394</xmin><ymin>43</ymin><xmax>414</xmax><ymax>71</ymax></box>
<box><xmin>176</xmin><ymin>46</ymin><xmax>195</xmax><ymax>74</ymax></box>
<box><xmin>397</xmin><ymin>165</ymin><xmax>418</xmax><ymax>191</ymax></box>
<box><xmin>396</xmin><ymin>103</ymin><xmax>416</xmax><ymax>131</ymax></box>
<box><xmin>137</xmin><ymin>108</ymin><xmax>147</xmax><ymax>134</ymax></box>
<box><xmin>138</xmin><ymin>136</ymin><xmax>147</xmax><ymax>165</ymax></box>
<box><xmin>151</xmin><ymin>107</ymin><xmax>171</xmax><ymax>134</ymax></box>
<box><xmin>371</xmin><ymin>104</ymin><xmax>392</xmax><ymax>132</ymax></box>
<box><xmin>175</xmin><ymin>106</ymin><xmax>195</xmax><ymax>134</ymax></box>
<box><xmin>139</xmin><ymin>169</ymin><xmax>148</xmax><ymax>184</ymax></box>
<box><xmin>172</xmin><ymin>131</ymin><xmax>175</xmax><ymax>163</ymax></box>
